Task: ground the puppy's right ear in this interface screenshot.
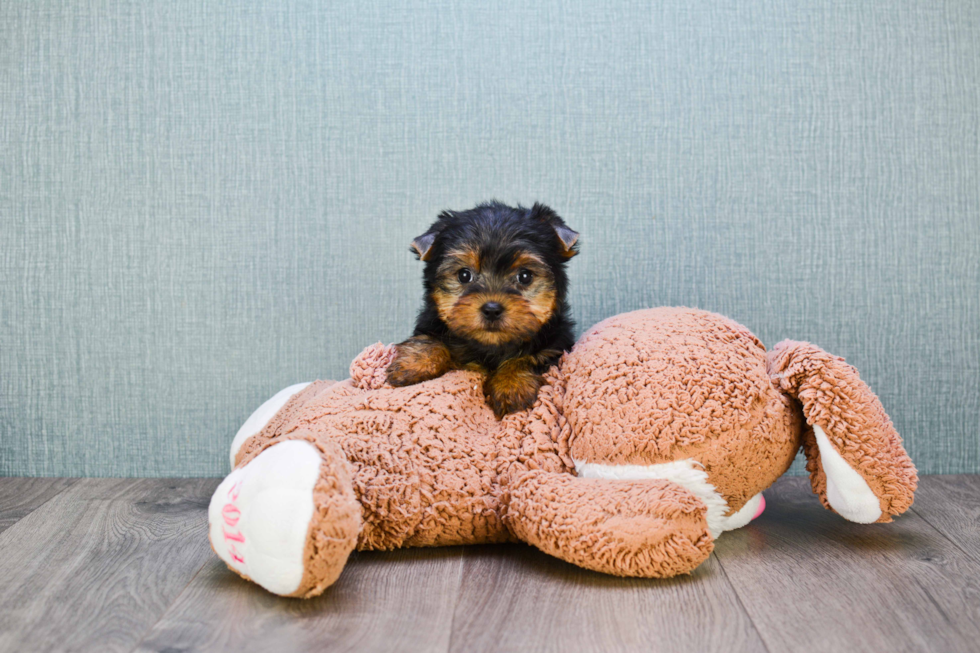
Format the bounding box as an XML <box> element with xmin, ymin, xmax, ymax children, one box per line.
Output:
<box><xmin>411</xmin><ymin>213</ymin><xmax>452</xmax><ymax>261</ymax></box>
<box><xmin>410</xmin><ymin>231</ymin><xmax>438</xmax><ymax>261</ymax></box>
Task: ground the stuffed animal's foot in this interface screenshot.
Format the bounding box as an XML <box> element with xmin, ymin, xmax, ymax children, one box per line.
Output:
<box><xmin>209</xmin><ymin>438</ymin><xmax>361</xmax><ymax>598</ymax></box>
<box><xmin>506</xmin><ymin>470</ymin><xmax>714</xmax><ymax>577</ymax></box>
<box><xmin>767</xmin><ymin>340</ymin><xmax>917</xmax><ymax>523</ymax></box>
<box><xmin>575</xmin><ymin>459</ymin><xmax>767</xmax><ymax>538</ymax></box>
<box><xmin>720</xmin><ymin>491</ymin><xmax>766</xmax><ymax>531</ymax></box>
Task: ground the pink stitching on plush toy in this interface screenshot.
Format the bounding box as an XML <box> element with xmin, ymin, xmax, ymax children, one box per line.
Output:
<box><xmin>228</xmin><ymin>547</ymin><xmax>244</xmax><ymax>564</ymax></box>
<box><xmin>227</xmin><ymin>480</ymin><xmax>242</xmax><ymax>501</ymax></box>
<box><xmin>223</xmin><ymin>528</ymin><xmax>245</xmax><ymax>543</ymax></box>
<box><xmin>221</xmin><ymin>482</ymin><xmax>246</xmax><ymax>564</ymax></box>
<box><xmin>222</xmin><ymin>504</ymin><xmax>240</xmax><ymax>527</ymax></box>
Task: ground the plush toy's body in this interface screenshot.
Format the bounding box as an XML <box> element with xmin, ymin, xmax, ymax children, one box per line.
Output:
<box><xmin>209</xmin><ymin>308</ymin><xmax>917</xmax><ymax>598</ymax></box>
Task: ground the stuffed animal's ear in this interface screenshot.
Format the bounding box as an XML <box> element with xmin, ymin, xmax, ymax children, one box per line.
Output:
<box><xmin>532</xmin><ymin>203</ymin><xmax>579</xmax><ymax>259</ymax></box>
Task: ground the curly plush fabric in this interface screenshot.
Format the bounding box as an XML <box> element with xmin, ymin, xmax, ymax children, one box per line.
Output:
<box><xmin>767</xmin><ymin>340</ymin><xmax>918</xmax><ymax>521</ymax></box>
<box><xmin>506</xmin><ymin>470</ymin><xmax>714</xmax><ymax>577</ymax></box>
<box><xmin>216</xmin><ymin>307</ymin><xmax>917</xmax><ymax>596</ymax></box>
<box><xmin>293</xmin><ymin>438</ymin><xmax>361</xmax><ymax>598</ymax></box>
<box><xmin>236</xmin><ymin>367</ymin><xmax>514</xmax><ymax>550</ymax></box>
<box><xmin>560</xmin><ymin>308</ymin><xmax>801</xmax><ymax>513</ymax></box>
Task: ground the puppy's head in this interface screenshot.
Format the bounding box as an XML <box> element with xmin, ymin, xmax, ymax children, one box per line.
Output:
<box><xmin>410</xmin><ymin>202</ymin><xmax>579</xmax><ymax>346</ymax></box>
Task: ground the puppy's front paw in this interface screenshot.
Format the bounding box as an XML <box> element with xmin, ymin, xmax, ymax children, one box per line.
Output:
<box><xmin>385</xmin><ymin>335</ymin><xmax>453</xmax><ymax>387</ymax></box>
<box><xmin>485</xmin><ymin>363</ymin><xmax>543</xmax><ymax>418</ymax></box>
<box><xmin>385</xmin><ymin>357</ymin><xmax>428</xmax><ymax>387</ymax></box>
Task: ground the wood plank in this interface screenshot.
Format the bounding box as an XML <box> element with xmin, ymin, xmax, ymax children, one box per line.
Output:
<box><xmin>0</xmin><ymin>474</ymin><xmax>973</xmax><ymax>652</ymax></box>
<box><xmin>910</xmin><ymin>475</ymin><xmax>980</xmax><ymax>566</ymax></box>
<box><xmin>0</xmin><ymin>477</ymin><xmax>78</xmax><ymax>534</ymax></box>
<box><xmin>714</xmin><ymin>476</ymin><xmax>980</xmax><ymax>653</ymax></box>
<box><xmin>135</xmin><ymin>546</ymin><xmax>463</xmax><ymax>653</ymax></box>
<box><xmin>448</xmin><ymin>543</ymin><xmax>767</xmax><ymax>653</ymax></box>
<box><xmin>0</xmin><ymin>478</ymin><xmax>219</xmax><ymax>653</ymax></box>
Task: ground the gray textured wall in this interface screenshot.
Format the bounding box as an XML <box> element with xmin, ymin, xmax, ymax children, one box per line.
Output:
<box><xmin>1</xmin><ymin>1</ymin><xmax>978</xmax><ymax>477</ymax></box>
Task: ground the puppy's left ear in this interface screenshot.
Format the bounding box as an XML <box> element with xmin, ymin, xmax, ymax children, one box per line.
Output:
<box><xmin>532</xmin><ymin>203</ymin><xmax>579</xmax><ymax>259</ymax></box>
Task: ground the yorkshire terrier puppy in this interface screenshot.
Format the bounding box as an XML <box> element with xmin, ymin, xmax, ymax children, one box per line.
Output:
<box><xmin>386</xmin><ymin>201</ymin><xmax>580</xmax><ymax>418</ymax></box>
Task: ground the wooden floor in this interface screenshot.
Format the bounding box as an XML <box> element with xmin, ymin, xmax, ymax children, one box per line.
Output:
<box><xmin>0</xmin><ymin>476</ymin><xmax>977</xmax><ymax>653</ymax></box>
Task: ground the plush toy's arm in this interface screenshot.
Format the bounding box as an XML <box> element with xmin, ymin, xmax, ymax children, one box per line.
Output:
<box><xmin>768</xmin><ymin>340</ymin><xmax>918</xmax><ymax>523</ymax></box>
<box><xmin>503</xmin><ymin>470</ymin><xmax>714</xmax><ymax>577</ymax></box>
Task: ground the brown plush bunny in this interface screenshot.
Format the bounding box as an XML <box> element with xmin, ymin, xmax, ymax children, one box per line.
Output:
<box><xmin>209</xmin><ymin>307</ymin><xmax>917</xmax><ymax>598</ymax></box>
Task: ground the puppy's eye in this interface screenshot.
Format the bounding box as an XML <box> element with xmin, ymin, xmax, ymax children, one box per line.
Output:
<box><xmin>517</xmin><ymin>269</ymin><xmax>534</xmax><ymax>286</ymax></box>
<box><xmin>457</xmin><ymin>269</ymin><xmax>473</xmax><ymax>284</ymax></box>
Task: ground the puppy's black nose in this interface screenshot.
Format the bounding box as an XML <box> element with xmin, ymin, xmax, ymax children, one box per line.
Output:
<box><xmin>481</xmin><ymin>302</ymin><xmax>504</xmax><ymax>321</ymax></box>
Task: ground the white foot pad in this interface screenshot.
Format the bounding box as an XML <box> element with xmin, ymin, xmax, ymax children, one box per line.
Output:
<box><xmin>230</xmin><ymin>382</ymin><xmax>311</xmax><ymax>468</ymax></box>
<box><xmin>209</xmin><ymin>440</ymin><xmax>322</xmax><ymax>596</ymax></box>
<box><xmin>720</xmin><ymin>492</ymin><xmax>765</xmax><ymax>532</ymax></box>
<box><xmin>813</xmin><ymin>424</ymin><xmax>882</xmax><ymax>523</ymax></box>
<box><xmin>574</xmin><ymin>458</ymin><xmax>730</xmax><ymax>538</ymax></box>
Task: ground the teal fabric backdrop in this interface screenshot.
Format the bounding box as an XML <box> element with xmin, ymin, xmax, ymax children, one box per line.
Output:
<box><xmin>2</xmin><ymin>1</ymin><xmax>978</xmax><ymax>477</ymax></box>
